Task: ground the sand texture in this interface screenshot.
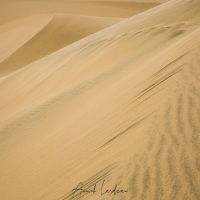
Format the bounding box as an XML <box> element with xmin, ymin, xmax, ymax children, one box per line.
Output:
<box><xmin>0</xmin><ymin>0</ymin><xmax>200</xmax><ymax>200</ymax></box>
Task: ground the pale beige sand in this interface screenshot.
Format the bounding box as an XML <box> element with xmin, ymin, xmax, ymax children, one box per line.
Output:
<box><xmin>0</xmin><ymin>0</ymin><xmax>200</xmax><ymax>200</ymax></box>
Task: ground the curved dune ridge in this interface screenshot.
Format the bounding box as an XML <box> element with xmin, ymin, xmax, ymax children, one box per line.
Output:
<box><xmin>0</xmin><ymin>0</ymin><xmax>200</xmax><ymax>200</ymax></box>
<box><xmin>0</xmin><ymin>14</ymin><xmax>123</xmax><ymax>76</ymax></box>
<box><xmin>0</xmin><ymin>14</ymin><xmax>53</xmax><ymax>63</ymax></box>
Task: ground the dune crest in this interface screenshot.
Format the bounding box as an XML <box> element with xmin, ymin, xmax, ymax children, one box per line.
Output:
<box><xmin>0</xmin><ymin>14</ymin><xmax>53</xmax><ymax>63</ymax></box>
<box><xmin>0</xmin><ymin>14</ymin><xmax>122</xmax><ymax>76</ymax></box>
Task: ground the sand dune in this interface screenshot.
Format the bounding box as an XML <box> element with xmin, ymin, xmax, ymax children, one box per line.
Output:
<box><xmin>0</xmin><ymin>0</ymin><xmax>200</xmax><ymax>200</ymax></box>
<box><xmin>0</xmin><ymin>14</ymin><xmax>53</xmax><ymax>64</ymax></box>
<box><xmin>0</xmin><ymin>14</ymin><xmax>122</xmax><ymax>76</ymax></box>
<box><xmin>0</xmin><ymin>0</ymin><xmax>158</xmax><ymax>24</ymax></box>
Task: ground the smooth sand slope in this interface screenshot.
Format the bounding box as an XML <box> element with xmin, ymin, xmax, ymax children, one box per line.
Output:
<box><xmin>0</xmin><ymin>0</ymin><xmax>200</xmax><ymax>200</ymax></box>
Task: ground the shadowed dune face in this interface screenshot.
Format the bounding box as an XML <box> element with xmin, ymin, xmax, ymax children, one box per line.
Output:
<box><xmin>0</xmin><ymin>0</ymin><xmax>200</xmax><ymax>200</ymax></box>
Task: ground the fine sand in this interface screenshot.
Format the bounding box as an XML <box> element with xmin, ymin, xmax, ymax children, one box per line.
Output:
<box><xmin>0</xmin><ymin>0</ymin><xmax>200</xmax><ymax>200</ymax></box>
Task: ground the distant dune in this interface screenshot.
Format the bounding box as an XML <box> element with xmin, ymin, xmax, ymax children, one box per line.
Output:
<box><xmin>0</xmin><ymin>0</ymin><xmax>159</xmax><ymax>24</ymax></box>
<box><xmin>0</xmin><ymin>14</ymin><xmax>122</xmax><ymax>76</ymax></box>
<box><xmin>0</xmin><ymin>0</ymin><xmax>200</xmax><ymax>200</ymax></box>
<box><xmin>0</xmin><ymin>14</ymin><xmax>52</xmax><ymax>64</ymax></box>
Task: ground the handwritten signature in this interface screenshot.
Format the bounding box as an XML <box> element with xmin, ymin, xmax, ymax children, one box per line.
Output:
<box><xmin>72</xmin><ymin>180</ymin><xmax>128</xmax><ymax>198</ymax></box>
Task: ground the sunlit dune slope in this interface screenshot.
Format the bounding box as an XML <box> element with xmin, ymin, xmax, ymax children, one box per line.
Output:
<box><xmin>0</xmin><ymin>0</ymin><xmax>200</xmax><ymax>200</ymax></box>
<box><xmin>0</xmin><ymin>14</ymin><xmax>122</xmax><ymax>76</ymax></box>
